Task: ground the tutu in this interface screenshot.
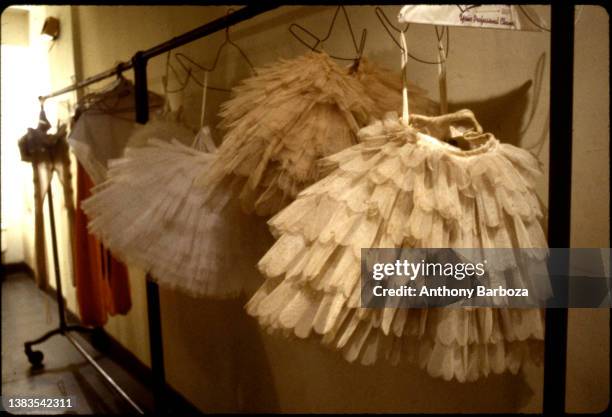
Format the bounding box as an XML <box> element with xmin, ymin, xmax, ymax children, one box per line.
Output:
<box><xmin>125</xmin><ymin>118</ymin><xmax>195</xmax><ymax>149</ymax></box>
<box><xmin>246</xmin><ymin>110</ymin><xmax>547</xmax><ymax>382</ymax></box>
<box><xmin>199</xmin><ymin>52</ymin><xmax>436</xmax><ymax>217</ymax></box>
<box><xmin>82</xmin><ymin>126</ymin><xmax>271</xmax><ymax>298</ymax></box>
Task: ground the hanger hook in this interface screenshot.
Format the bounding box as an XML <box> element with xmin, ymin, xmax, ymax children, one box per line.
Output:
<box><xmin>170</xmin><ymin>7</ymin><xmax>256</xmax><ymax>89</ymax></box>
<box><xmin>350</xmin><ymin>28</ymin><xmax>368</xmax><ymax>73</ymax></box>
<box><xmin>289</xmin><ymin>6</ymin><xmax>366</xmax><ymax>62</ymax></box>
<box><xmin>165</xmin><ymin>52</ymin><xmax>193</xmax><ymax>93</ymax></box>
<box><xmin>339</xmin><ymin>5</ymin><xmax>360</xmax><ymax>55</ymax></box>
<box><xmin>164</xmin><ymin>51</ymin><xmax>171</xmax><ymax>87</ymax></box>
<box><xmin>115</xmin><ymin>63</ymin><xmax>124</xmax><ymax>79</ymax></box>
<box><xmin>375</xmin><ymin>6</ymin><xmax>405</xmax><ymax>51</ymax></box>
<box><xmin>322</xmin><ymin>6</ymin><xmax>342</xmax><ymax>43</ymax></box>
<box><xmin>357</xmin><ymin>28</ymin><xmax>367</xmax><ymax>58</ymax></box>
<box><xmin>289</xmin><ymin>23</ymin><xmax>321</xmax><ymax>51</ymax></box>
<box><xmin>224</xmin><ymin>7</ymin><xmax>236</xmax><ymax>40</ymax></box>
<box><xmin>37</xmin><ymin>99</ymin><xmax>51</xmax><ymax>129</ymax></box>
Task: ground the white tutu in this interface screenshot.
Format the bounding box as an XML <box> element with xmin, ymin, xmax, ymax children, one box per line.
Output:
<box><xmin>199</xmin><ymin>52</ymin><xmax>436</xmax><ymax>217</ymax></box>
<box><xmin>125</xmin><ymin>118</ymin><xmax>195</xmax><ymax>149</ymax></box>
<box><xmin>247</xmin><ymin>110</ymin><xmax>547</xmax><ymax>382</ymax></box>
<box><xmin>83</xmin><ymin>126</ymin><xmax>271</xmax><ymax>298</ymax></box>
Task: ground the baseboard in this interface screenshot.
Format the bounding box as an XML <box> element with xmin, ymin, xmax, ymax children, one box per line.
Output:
<box><xmin>53</xmin><ymin>293</ymin><xmax>202</xmax><ymax>414</ymax></box>
<box><xmin>83</xmin><ymin>329</ymin><xmax>202</xmax><ymax>416</ymax></box>
<box><xmin>1</xmin><ymin>261</ymin><xmax>35</xmax><ymax>278</ymax></box>
<box><xmin>80</xmin><ymin>327</ymin><xmax>203</xmax><ymax>415</ymax></box>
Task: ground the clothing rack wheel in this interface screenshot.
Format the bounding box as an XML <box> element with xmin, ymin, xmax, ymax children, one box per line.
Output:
<box><xmin>24</xmin><ymin>326</ymin><xmax>97</xmax><ymax>368</ymax></box>
<box><xmin>22</xmin><ymin>186</ymin><xmax>145</xmax><ymax>414</ymax></box>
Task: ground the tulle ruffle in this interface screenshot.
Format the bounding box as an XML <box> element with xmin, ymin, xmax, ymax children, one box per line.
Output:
<box><xmin>247</xmin><ymin>111</ymin><xmax>548</xmax><ymax>381</ymax></box>
<box><xmin>83</xmin><ymin>129</ymin><xmax>272</xmax><ymax>298</ymax></box>
<box><xmin>199</xmin><ymin>52</ymin><xmax>436</xmax><ymax>217</ymax></box>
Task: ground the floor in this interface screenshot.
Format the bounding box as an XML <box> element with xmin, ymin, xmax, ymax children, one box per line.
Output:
<box><xmin>2</xmin><ymin>273</ymin><xmax>154</xmax><ymax>414</ymax></box>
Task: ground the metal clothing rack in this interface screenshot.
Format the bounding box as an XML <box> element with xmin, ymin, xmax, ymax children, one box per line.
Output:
<box><xmin>25</xmin><ymin>3</ymin><xmax>581</xmax><ymax>415</ymax></box>
<box><xmin>24</xmin><ymin>4</ymin><xmax>278</xmax><ymax>415</ymax></box>
<box><xmin>24</xmin><ymin>186</ymin><xmax>145</xmax><ymax>414</ymax></box>
<box><xmin>542</xmin><ymin>4</ymin><xmax>574</xmax><ymax>415</ymax></box>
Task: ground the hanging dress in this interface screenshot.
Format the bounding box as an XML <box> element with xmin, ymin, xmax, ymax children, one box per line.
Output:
<box><xmin>198</xmin><ymin>51</ymin><xmax>436</xmax><ymax>217</ymax></box>
<box><xmin>82</xmin><ymin>71</ymin><xmax>272</xmax><ymax>298</ymax></box>
<box><xmin>74</xmin><ymin>161</ymin><xmax>132</xmax><ymax>325</ymax></box>
<box><xmin>18</xmin><ymin>110</ymin><xmax>75</xmax><ymax>290</ymax></box>
<box><xmin>82</xmin><ymin>127</ymin><xmax>271</xmax><ymax>298</ymax></box>
<box><xmin>69</xmin><ymin>79</ymin><xmax>163</xmax><ymax>325</ymax></box>
<box><xmin>246</xmin><ymin>110</ymin><xmax>548</xmax><ymax>382</ymax></box>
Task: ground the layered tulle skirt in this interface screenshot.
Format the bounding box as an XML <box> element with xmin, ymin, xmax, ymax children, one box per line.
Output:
<box><xmin>247</xmin><ymin>112</ymin><xmax>548</xmax><ymax>382</ymax></box>
<box><xmin>199</xmin><ymin>52</ymin><xmax>437</xmax><ymax>217</ymax></box>
<box><xmin>83</xmin><ymin>127</ymin><xmax>271</xmax><ymax>298</ymax></box>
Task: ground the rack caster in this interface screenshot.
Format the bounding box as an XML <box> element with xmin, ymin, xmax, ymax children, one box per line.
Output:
<box><xmin>25</xmin><ymin>346</ymin><xmax>44</xmax><ymax>368</ymax></box>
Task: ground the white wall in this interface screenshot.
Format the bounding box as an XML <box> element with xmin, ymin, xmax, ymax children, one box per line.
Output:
<box><xmin>1</xmin><ymin>8</ymin><xmax>32</xmax><ymax>264</ymax></box>
<box><xmin>567</xmin><ymin>5</ymin><xmax>610</xmax><ymax>413</ymax></box>
<box><xmin>21</xmin><ymin>6</ymin><xmax>80</xmax><ymax>313</ymax></box>
<box><xmin>10</xmin><ymin>5</ymin><xmax>608</xmax><ymax>413</ymax></box>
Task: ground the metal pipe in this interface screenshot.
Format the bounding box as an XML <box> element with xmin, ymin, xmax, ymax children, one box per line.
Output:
<box><xmin>65</xmin><ymin>333</ymin><xmax>145</xmax><ymax>415</ymax></box>
<box><xmin>46</xmin><ymin>185</ymin><xmax>67</xmax><ymax>330</ymax></box>
<box><xmin>543</xmin><ymin>3</ymin><xmax>574</xmax><ymax>415</ymax></box>
<box><xmin>132</xmin><ymin>49</ymin><xmax>165</xmax><ymax>413</ymax></box>
<box><xmin>145</xmin><ymin>279</ymin><xmax>165</xmax><ymax>413</ymax></box>
<box><xmin>132</xmin><ymin>52</ymin><xmax>150</xmax><ymax>124</ymax></box>
<box><xmin>39</xmin><ymin>5</ymin><xmax>278</xmax><ymax>102</ymax></box>
<box><xmin>40</xmin><ymin>62</ymin><xmax>132</xmax><ymax>101</ymax></box>
<box><xmin>140</xmin><ymin>4</ymin><xmax>277</xmax><ymax>61</ymax></box>
<box><xmin>128</xmin><ymin>6</ymin><xmax>278</xmax><ymax>413</ymax></box>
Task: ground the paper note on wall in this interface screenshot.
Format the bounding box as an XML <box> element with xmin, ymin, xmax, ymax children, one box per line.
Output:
<box><xmin>398</xmin><ymin>5</ymin><xmax>547</xmax><ymax>32</ymax></box>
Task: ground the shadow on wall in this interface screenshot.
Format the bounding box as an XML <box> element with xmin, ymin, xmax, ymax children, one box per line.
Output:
<box><xmin>162</xmin><ymin>290</ymin><xmax>539</xmax><ymax>413</ymax></box>
<box><xmin>449</xmin><ymin>52</ymin><xmax>548</xmax><ymax>150</ymax></box>
<box><xmin>159</xmin><ymin>284</ymin><xmax>280</xmax><ymax>412</ymax></box>
<box><xmin>449</xmin><ymin>79</ymin><xmax>532</xmax><ymax>145</ymax></box>
<box><xmin>233</xmin><ymin>294</ymin><xmax>281</xmax><ymax>412</ymax></box>
<box><xmin>243</xmin><ymin>329</ymin><xmax>537</xmax><ymax>413</ymax></box>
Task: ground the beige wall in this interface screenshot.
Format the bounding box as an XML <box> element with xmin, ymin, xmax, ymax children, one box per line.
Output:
<box><xmin>567</xmin><ymin>5</ymin><xmax>610</xmax><ymax>414</ymax></box>
<box><xmin>16</xmin><ymin>5</ymin><xmax>609</xmax><ymax>413</ymax></box>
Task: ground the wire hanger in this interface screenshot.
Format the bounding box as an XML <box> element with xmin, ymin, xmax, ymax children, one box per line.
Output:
<box><xmin>74</xmin><ymin>63</ymin><xmax>162</xmax><ymax>121</ymax></box>
<box><xmin>210</xmin><ymin>7</ymin><xmax>256</xmax><ymax>74</ymax></box>
<box><xmin>376</xmin><ymin>6</ymin><xmax>450</xmax><ymax>114</ymax></box>
<box><xmin>173</xmin><ymin>7</ymin><xmax>256</xmax><ymax>91</ymax></box>
<box><xmin>163</xmin><ymin>51</ymin><xmax>192</xmax><ymax>94</ymax></box>
<box><xmin>157</xmin><ymin>51</ymin><xmax>191</xmax><ymax>121</ymax></box>
<box><xmin>173</xmin><ymin>53</ymin><xmax>232</xmax><ymax>92</ymax></box>
<box><xmin>289</xmin><ymin>5</ymin><xmax>367</xmax><ymax>63</ymax></box>
<box><xmin>37</xmin><ymin>97</ymin><xmax>52</xmax><ymax>132</ymax></box>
